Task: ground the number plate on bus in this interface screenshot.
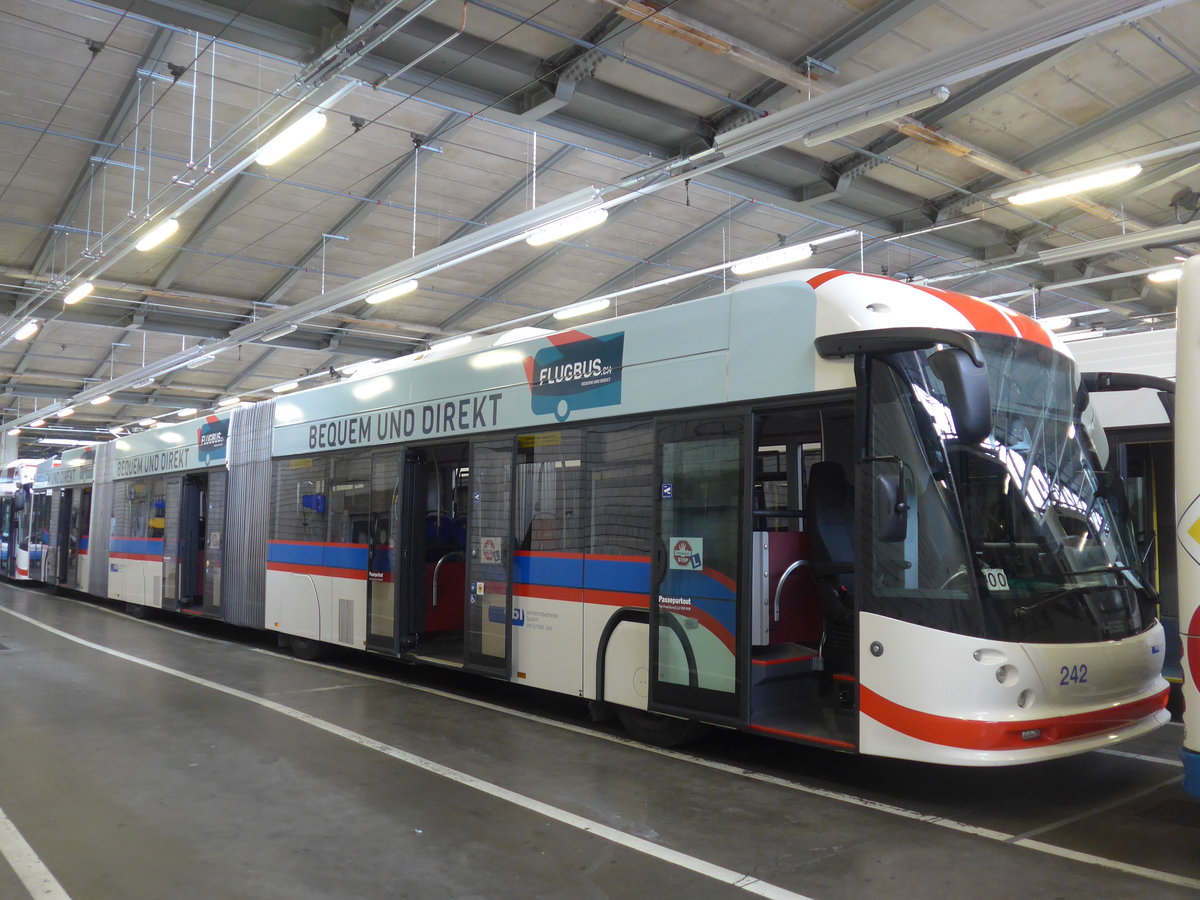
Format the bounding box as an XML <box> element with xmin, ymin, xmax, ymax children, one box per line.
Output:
<box><xmin>982</xmin><ymin>567</ymin><xmax>1010</xmax><ymax>591</ymax></box>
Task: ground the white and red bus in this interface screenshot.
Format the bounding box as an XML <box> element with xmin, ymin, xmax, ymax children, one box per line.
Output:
<box><xmin>29</xmin><ymin>269</ymin><xmax>1168</xmax><ymax>764</ymax></box>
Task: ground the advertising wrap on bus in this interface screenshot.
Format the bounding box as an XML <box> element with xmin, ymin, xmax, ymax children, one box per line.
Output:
<box><xmin>113</xmin><ymin>411</ymin><xmax>231</xmax><ymax>476</ymax></box>
<box><xmin>270</xmin><ymin>284</ymin><xmax>819</xmax><ymax>457</ymax></box>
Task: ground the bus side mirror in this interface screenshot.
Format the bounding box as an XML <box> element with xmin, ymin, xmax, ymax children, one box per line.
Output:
<box><xmin>12</xmin><ymin>491</ymin><xmax>25</xmax><ymax>512</ymax></box>
<box><xmin>874</xmin><ymin>471</ymin><xmax>907</xmax><ymax>543</ymax></box>
<box><xmin>929</xmin><ymin>348</ymin><xmax>992</xmax><ymax>444</ymax></box>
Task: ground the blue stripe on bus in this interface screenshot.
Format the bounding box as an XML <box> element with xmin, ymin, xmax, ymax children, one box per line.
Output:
<box><xmin>513</xmin><ymin>553</ymin><xmax>582</xmax><ymax>587</ymax></box>
<box><xmin>515</xmin><ymin>553</ymin><xmax>652</xmax><ymax>595</ymax></box>
<box><xmin>268</xmin><ymin>542</ymin><xmax>368</xmax><ymax>571</ymax></box>
<box><xmin>111</xmin><ymin>537</ymin><xmax>163</xmax><ymax>555</ymax></box>
<box><xmin>584</xmin><ymin>558</ymin><xmax>650</xmax><ymax>594</ymax></box>
<box><xmin>658</xmin><ymin>568</ymin><xmax>736</xmax><ymax>601</ymax></box>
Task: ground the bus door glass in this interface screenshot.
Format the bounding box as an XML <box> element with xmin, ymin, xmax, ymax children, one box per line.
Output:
<box><xmin>176</xmin><ymin>473</ymin><xmax>208</xmax><ymax>611</ymax></box>
<box><xmin>161</xmin><ymin>476</ymin><xmax>182</xmax><ymax>610</ymax></box>
<box><xmin>652</xmin><ymin>417</ymin><xmax>744</xmax><ymax>722</ymax></box>
<box><xmin>365</xmin><ymin>452</ymin><xmax>402</xmax><ymax>653</ymax></box>
<box><xmin>466</xmin><ymin>438</ymin><xmax>513</xmax><ymax>675</ymax></box>
<box><xmin>56</xmin><ymin>488</ymin><xmax>73</xmax><ymax>585</ymax></box>
<box><xmin>201</xmin><ymin>470</ymin><xmax>225</xmax><ymax>616</ymax></box>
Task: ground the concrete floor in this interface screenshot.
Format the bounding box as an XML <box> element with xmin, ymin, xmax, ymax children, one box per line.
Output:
<box><xmin>0</xmin><ymin>582</ymin><xmax>1197</xmax><ymax>900</ymax></box>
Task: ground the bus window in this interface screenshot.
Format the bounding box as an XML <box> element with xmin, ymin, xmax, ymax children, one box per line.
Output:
<box><xmin>587</xmin><ymin>421</ymin><xmax>654</xmax><ymax>556</ymax></box>
<box><xmin>329</xmin><ymin>452</ymin><xmax>371</xmax><ymax>545</ymax></box>
<box><xmin>273</xmin><ymin>457</ymin><xmax>328</xmax><ymax>543</ymax></box>
<box><xmin>516</xmin><ymin>430</ymin><xmax>585</xmax><ymax>552</ymax></box>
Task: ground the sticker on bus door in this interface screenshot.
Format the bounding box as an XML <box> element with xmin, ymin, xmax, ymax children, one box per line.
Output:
<box><xmin>669</xmin><ymin>537</ymin><xmax>703</xmax><ymax>570</ymax></box>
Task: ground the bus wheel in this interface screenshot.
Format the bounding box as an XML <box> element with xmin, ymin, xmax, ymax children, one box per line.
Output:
<box><xmin>615</xmin><ymin>707</ymin><xmax>709</xmax><ymax>747</ymax></box>
<box><xmin>289</xmin><ymin>635</ymin><xmax>330</xmax><ymax>661</ymax></box>
<box><xmin>125</xmin><ymin>602</ymin><xmax>150</xmax><ymax>619</ymax></box>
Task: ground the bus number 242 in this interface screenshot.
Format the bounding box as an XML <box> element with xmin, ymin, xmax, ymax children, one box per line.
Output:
<box><xmin>1059</xmin><ymin>664</ymin><xmax>1088</xmax><ymax>685</ymax></box>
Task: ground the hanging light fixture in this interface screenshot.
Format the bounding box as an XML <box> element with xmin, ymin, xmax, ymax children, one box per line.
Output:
<box><xmin>134</xmin><ymin>218</ymin><xmax>180</xmax><ymax>252</ymax></box>
<box><xmin>217</xmin><ymin>396</ymin><xmax>242</xmax><ymax>408</ymax></box>
<box><xmin>1149</xmin><ymin>267</ymin><xmax>1183</xmax><ymax>283</ymax></box>
<box><xmin>254</xmin><ymin>111</ymin><xmax>328</xmax><ymax>166</ymax></box>
<box><xmin>64</xmin><ymin>282</ymin><xmax>94</xmax><ymax>305</ymax></box>
<box><xmin>551</xmin><ymin>298</ymin><xmax>611</xmax><ymax>321</ymax></box>
<box><xmin>29</xmin><ymin>418</ymin><xmax>46</xmax><ymax>428</ymax></box>
<box><xmin>57</xmin><ymin>407</ymin><xmax>75</xmax><ymax>418</ymax></box>
<box><xmin>272</xmin><ymin>381</ymin><xmax>300</xmax><ymax>394</ymax></box>
<box><xmin>525</xmin><ymin>207</ymin><xmax>609</xmax><ymax>247</ymax></box>
<box><xmin>1003</xmin><ymin>164</ymin><xmax>1142</xmax><ymax>205</ymax></box>
<box><xmin>90</xmin><ymin>395</ymin><xmax>112</xmax><ymax>406</ymax></box>
<box><xmin>364</xmin><ymin>279</ymin><xmax>419</xmax><ymax>305</ymax></box>
<box><xmin>729</xmin><ymin>243</ymin><xmax>814</xmax><ymax>276</ymax></box>
<box><xmin>175</xmin><ymin>407</ymin><xmax>199</xmax><ymax>418</ymax></box>
<box><xmin>13</xmin><ymin>320</ymin><xmax>40</xmax><ymax>341</ymax></box>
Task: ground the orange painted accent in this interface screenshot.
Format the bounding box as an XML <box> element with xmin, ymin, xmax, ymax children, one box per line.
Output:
<box><xmin>919</xmin><ymin>285</ymin><xmax>1018</xmax><ymax>337</ymax></box>
<box><xmin>832</xmin><ymin>673</ymin><xmax>857</xmax><ymax>682</ymax></box>
<box><xmin>806</xmin><ymin>269</ymin><xmax>849</xmax><ymax>290</ymax></box>
<box><xmin>749</xmin><ymin>723</ymin><xmax>855</xmax><ymax>748</ymax></box>
<box><xmin>513</xmin><ymin>584</ymin><xmax>582</xmax><ymax>603</ymax></box>
<box><xmin>583</xmin><ymin>589</ymin><xmax>650</xmax><ymax>608</ymax></box>
<box><xmin>752</xmin><ymin>654</ymin><xmax>816</xmax><ymax>666</ymax></box>
<box><xmin>860</xmin><ymin>685</ymin><xmax>1169</xmax><ymax>751</ymax></box>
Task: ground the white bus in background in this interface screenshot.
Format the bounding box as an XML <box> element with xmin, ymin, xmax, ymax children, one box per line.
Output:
<box><xmin>1067</xmin><ymin>330</ymin><xmax>1180</xmax><ymax>696</ymax></box>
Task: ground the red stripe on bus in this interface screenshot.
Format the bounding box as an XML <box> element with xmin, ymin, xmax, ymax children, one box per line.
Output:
<box><xmin>752</xmin><ymin>654</ymin><xmax>816</xmax><ymax>667</ymax></box>
<box><xmin>513</xmin><ymin>584</ymin><xmax>581</xmax><ymax>603</ymax></box>
<box><xmin>806</xmin><ymin>270</ymin><xmax>849</xmax><ymax>289</ymax></box>
<box><xmin>917</xmin><ymin>285</ymin><xmax>1019</xmax><ymax>338</ymax></box>
<box><xmin>111</xmin><ymin>553</ymin><xmax>162</xmax><ymax>562</ymax></box>
<box><xmin>268</xmin><ymin>562</ymin><xmax>365</xmax><ymax>580</ymax></box>
<box><xmin>269</xmin><ymin>540</ymin><xmax>369</xmax><ymax>549</ymax></box>
<box><xmin>749</xmin><ymin>724</ymin><xmax>855</xmax><ymax>748</ymax></box>
<box><xmin>1005</xmin><ymin>310</ymin><xmax>1055</xmax><ymax>348</ymax></box>
<box><xmin>860</xmin><ymin>686</ymin><xmax>1169</xmax><ymax>751</ymax></box>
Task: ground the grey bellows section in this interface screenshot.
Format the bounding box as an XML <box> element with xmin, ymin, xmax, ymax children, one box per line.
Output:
<box><xmin>222</xmin><ymin>399</ymin><xmax>275</xmax><ymax>627</ymax></box>
<box><xmin>88</xmin><ymin>440</ymin><xmax>113</xmax><ymax>599</ymax></box>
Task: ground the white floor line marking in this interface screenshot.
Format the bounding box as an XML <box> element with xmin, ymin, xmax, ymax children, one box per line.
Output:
<box><xmin>0</xmin><ymin>605</ymin><xmax>811</xmax><ymax>900</ymax></box>
<box><xmin>18</xmin><ymin>593</ymin><xmax>1200</xmax><ymax>891</ymax></box>
<box><xmin>0</xmin><ymin>804</ymin><xmax>72</xmax><ymax>900</ymax></box>
<box><xmin>1011</xmin><ymin>775</ymin><xmax>1181</xmax><ymax>842</ymax></box>
<box><xmin>1098</xmin><ymin>748</ymin><xmax>1184</xmax><ymax>767</ymax></box>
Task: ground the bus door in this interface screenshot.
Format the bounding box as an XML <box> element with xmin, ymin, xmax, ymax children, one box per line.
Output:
<box><xmin>200</xmin><ymin>470</ymin><xmax>225</xmax><ymax>617</ymax></box>
<box><xmin>747</xmin><ymin>406</ymin><xmax>858</xmax><ymax>748</ymax></box>
<box><xmin>651</xmin><ymin>417</ymin><xmax>744</xmax><ymax>724</ymax></box>
<box><xmin>465</xmin><ymin>438</ymin><xmax>512</xmax><ymax>676</ymax></box>
<box><xmin>365</xmin><ymin>451</ymin><xmax>403</xmax><ymax>654</ymax></box>
<box><xmin>52</xmin><ymin>489</ymin><xmax>72</xmax><ymax>584</ymax></box>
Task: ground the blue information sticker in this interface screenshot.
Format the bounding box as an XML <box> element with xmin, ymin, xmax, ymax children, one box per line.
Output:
<box><xmin>661</xmin><ymin>483</ymin><xmax>673</xmax><ymax>499</ymax></box>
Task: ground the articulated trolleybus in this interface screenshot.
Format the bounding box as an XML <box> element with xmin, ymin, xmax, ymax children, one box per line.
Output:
<box><xmin>30</xmin><ymin>269</ymin><xmax>1167</xmax><ymax>765</ymax></box>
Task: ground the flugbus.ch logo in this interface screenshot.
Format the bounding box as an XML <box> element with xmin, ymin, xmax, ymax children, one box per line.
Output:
<box><xmin>525</xmin><ymin>332</ymin><xmax>624</xmax><ymax>422</ymax></box>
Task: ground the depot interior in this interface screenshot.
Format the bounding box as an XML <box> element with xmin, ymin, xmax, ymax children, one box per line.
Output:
<box><xmin>0</xmin><ymin>1</ymin><xmax>1194</xmax><ymax>657</ymax></box>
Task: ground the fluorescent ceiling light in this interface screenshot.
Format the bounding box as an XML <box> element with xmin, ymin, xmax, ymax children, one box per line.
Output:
<box><xmin>13</xmin><ymin>320</ymin><xmax>39</xmax><ymax>341</ymax></box>
<box><xmin>254</xmin><ymin>111</ymin><xmax>327</xmax><ymax>166</ymax></box>
<box><xmin>802</xmin><ymin>86</ymin><xmax>950</xmax><ymax>147</ymax></box>
<box><xmin>525</xmin><ymin>207</ymin><xmax>608</xmax><ymax>247</ymax></box>
<box><xmin>6</xmin><ymin>428</ymin><xmax>20</xmax><ymax>437</ymax></box>
<box><xmin>137</xmin><ymin>418</ymin><xmax>157</xmax><ymax>427</ymax></box>
<box><xmin>1005</xmin><ymin>164</ymin><xmax>1142</xmax><ymax>205</ymax></box>
<box><xmin>29</xmin><ymin>419</ymin><xmax>45</xmax><ymax>428</ymax></box>
<box><xmin>262</xmin><ymin>323</ymin><xmax>299</xmax><ymax>342</ymax></box>
<box><xmin>64</xmin><ymin>282</ymin><xmax>94</xmax><ymax>305</ymax></box>
<box><xmin>364</xmin><ymin>279</ymin><xmax>419</xmax><ymax>305</ymax></box>
<box><xmin>1038</xmin><ymin>221</ymin><xmax>1200</xmax><ymax>265</ymax></box>
<box><xmin>187</xmin><ymin>354</ymin><xmax>217</xmax><ymax>369</ymax></box>
<box><xmin>109</xmin><ymin>426</ymin><xmax>125</xmax><ymax>435</ymax></box>
<box><xmin>470</xmin><ymin>349</ymin><xmax>523</xmax><ymax>370</ymax></box>
<box><xmin>57</xmin><ymin>408</ymin><xmax>75</xmax><ymax>418</ymax></box>
<box><xmin>1036</xmin><ymin>316</ymin><xmax>1073</xmax><ymax>331</ymax></box>
<box><xmin>552</xmin><ymin>297</ymin><xmax>611</xmax><ymax>321</ymax></box>
<box><xmin>730</xmin><ymin>243</ymin><xmax>814</xmax><ymax>276</ymax></box>
<box><xmin>175</xmin><ymin>407</ymin><xmax>199</xmax><ymax>418</ymax></box>
<box><xmin>429</xmin><ymin>335</ymin><xmax>473</xmax><ymax>353</ymax></box>
<box><xmin>38</xmin><ymin>438</ymin><xmax>96</xmax><ymax>447</ymax></box>
<box><xmin>132</xmin><ymin>377</ymin><xmax>156</xmax><ymax>388</ymax></box>
<box><xmin>1148</xmin><ymin>267</ymin><xmax>1183</xmax><ymax>283</ymax></box>
<box><xmin>217</xmin><ymin>396</ymin><xmax>242</xmax><ymax>407</ymax></box>
<box><xmin>135</xmin><ymin>217</ymin><xmax>180</xmax><ymax>252</ymax></box>
<box><xmin>493</xmin><ymin>326</ymin><xmax>554</xmax><ymax>346</ymax></box>
<box><xmin>272</xmin><ymin>381</ymin><xmax>300</xmax><ymax>394</ymax></box>
<box><xmin>90</xmin><ymin>395</ymin><xmax>111</xmax><ymax>406</ymax></box>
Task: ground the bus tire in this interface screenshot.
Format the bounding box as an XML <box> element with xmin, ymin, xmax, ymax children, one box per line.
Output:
<box><xmin>289</xmin><ymin>635</ymin><xmax>330</xmax><ymax>660</ymax></box>
<box><xmin>615</xmin><ymin>707</ymin><xmax>709</xmax><ymax>747</ymax></box>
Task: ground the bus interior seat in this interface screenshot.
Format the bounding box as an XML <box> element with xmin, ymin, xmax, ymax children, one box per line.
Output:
<box><xmin>805</xmin><ymin>461</ymin><xmax>857</xmax><ymax>672</ymax></box>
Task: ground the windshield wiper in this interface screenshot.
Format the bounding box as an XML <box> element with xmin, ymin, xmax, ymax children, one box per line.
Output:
<box><xmin>1012</xmin><ymin>582</ymin><xmax>1135</xmax><ymax>620</ymax></box>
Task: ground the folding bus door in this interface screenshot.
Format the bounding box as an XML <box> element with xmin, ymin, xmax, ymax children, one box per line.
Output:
<box><xmin>465</xmin><ymin>438</ymin><xmax>513</xmax><ymax>676</ymax></box>
<box><xmin>651</xmin><ymin>417</ymin><xmax>745</xmax><ymax>724</ymax></box>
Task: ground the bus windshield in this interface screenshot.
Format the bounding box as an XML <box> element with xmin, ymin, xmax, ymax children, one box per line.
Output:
<box><xmin>869</xmin><ymin>334</ymin><xmax>1150</xmax><ymax>644</ymax></box>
